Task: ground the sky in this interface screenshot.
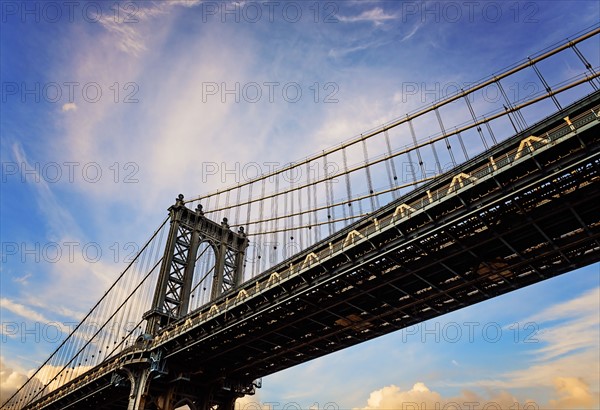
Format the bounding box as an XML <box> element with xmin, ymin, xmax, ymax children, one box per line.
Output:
<box><xmin>1</xmin><ymin>0</ymin><xmax>599</xmax><ymax>409</ymax></box>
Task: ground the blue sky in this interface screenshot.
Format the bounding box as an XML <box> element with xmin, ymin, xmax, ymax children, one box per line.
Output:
<box><xmin>1</xmin><ymin>1</ymin><xmax>599</xmax><ymax>408</ymax></box>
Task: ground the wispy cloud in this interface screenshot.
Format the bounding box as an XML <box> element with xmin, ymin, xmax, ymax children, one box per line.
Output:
<box><xmin>12</xmin><ymin>273</ymin><xmax>32</xmax><ymax>286</ymax></box>
<box><xmin>0</xmin><ymin>298</ymin><xmax>52</xmax><ymax>323</ymax></box>
<box><xmin>11</xmin><ymin>142</ymin><xmax>81</xmax><ymax>240</ymax></box>
<box><xmin>497</xmin><ymin>287</ymin><xmax>600</xmax><ymax>392</ymax></box>
<box><xmin>97</xmin><ymin>1</ymin><xmax>201</xmax><ymax>56</ymax></box>
<box><xmin>338</xmin><ymin>7</ymin><xmax>397</xmax><ymax>26</ymax></box>
<box><xmin>5</xmin><ymin>143</ymin><xmax>121</xmax><ymax>322</ymax></box>
<box><xmin>327</xmin><ymin>38</ymin><xmax>390</xmax><ymax>59</ymax></box>
<box><xmin>448</xmin><ymin>286</ymin><xmax>600</xmax><ymax>407</ymax></box>
<box><xmin>401</xmin><ymin>21</ymin><xmax>424</xmax><ymax>42</ymax></box>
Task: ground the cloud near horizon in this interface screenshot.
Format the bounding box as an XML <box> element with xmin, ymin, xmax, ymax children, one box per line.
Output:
<box><xmin>356</xmin><ymin>286</ymin><xmax>600</xmax><ymax>410</ymax></box>
<box><xmin>356</xmin><ymin>379</ymin><xmax>597</xmax><ymax>410</ymax></box>
<box><xmin>0</xmin><ymin>358</ymin><xmax>29</xmax><ymax>405</ymax></box>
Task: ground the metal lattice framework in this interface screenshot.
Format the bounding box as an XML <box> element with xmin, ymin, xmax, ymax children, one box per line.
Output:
<box><xmin>144</xmin><ymin>195</ymin><xmax>249</xmax><ymax>334</ymax></box>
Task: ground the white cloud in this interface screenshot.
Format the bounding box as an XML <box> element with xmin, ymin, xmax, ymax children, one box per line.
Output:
<box><xmin>501</xmin><ymin>287</ymin><xmax>600</xmax><ymax>389</ymax></box>
<box><xmin>0</xmin><ymin>360</ymin><xmax>94</xmax><ymax>407</ymax></box>
<box><xmin>355</xmin><ymin>382</ymin><xmax>525</xmax><ymax>410</ymax></box>
<box><xmin>445</xmin><ymin>286</ymin><xmax>600</xmax><ymax>408</ymax></box>
<box><xmin>6</xmin><ymin>142</ymin><xmax>117</xmax><ymax>318</ymax></box>
<box><xmin>401</xmin><ymin>22</ymin><xmax>424</xmax><ymax>42</ymax></box>
<box><xmin>61</xmin><ymin>102</ymin><xmax>77</xmax><ymax>112</ymax></box>
<box><xmin>98</xmin><ymin>15</ymin><xmax>148</xmax><ymax>56</ymax></box>
<box><xmin>236</xmin><ymin>391</ymin><xmax>268</xmax><ymax>410</ymax></box>
<box><xmin>356</xmin><ymin>379</ymin><xmax>598</xmax><ymax>410</ymax></box>
<box><xmin>0</xmin><ymin>298</ymin><xmax>77</xmax><ymax>342</ymax></box>
<box><xmin>168</xmin><ymin>0</ymin><xmax>202</xmax><ymax>7</ymax></box>
<box><xmin>96</xmin><ymin>1</ymin><xmax>202</xmax><ymax>56</ymax></box>
<box><xmin>327</xmin><ymin>38</ymin><xmax>390</xmax><ymax>59</ymax></box>
<box><xmin>338</xmin><ymin>8</ymin><xmax>397</xmax><ymax>26</ymax></box>
<box><xmin>12</xmin><ymin>273</ymin><xmax>32</xmax><ymax>286</ymax></box>
<box><xmin>0</xmin><ymin>358</ymin><xmax>29</xmax><ymax>405</ymax></box>
<box><xmin>0</xmin><ymin>298</ymin><xmax>52</xmax><ymax>323</ymax></box>
<box><xmin>10</xmin><ymin>142</ymin><xmax>82</xmax><ymax>240</ymax></box>
<box><xmin>550</xmin><ymin>377</ymin><xmax>599</xmax><ymax>409</ymax></box>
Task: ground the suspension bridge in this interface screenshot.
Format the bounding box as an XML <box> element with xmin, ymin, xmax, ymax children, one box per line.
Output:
<box><xmin>3</xmin><ymin>25</ymin><xmax>600</xmax><ymax>410</ymax></box>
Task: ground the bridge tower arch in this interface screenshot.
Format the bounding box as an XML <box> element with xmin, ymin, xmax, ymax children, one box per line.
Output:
<box><xmin>143</xmin><ymin>194</ymin><xmax>249</xmax><ymax>336</ymax></box>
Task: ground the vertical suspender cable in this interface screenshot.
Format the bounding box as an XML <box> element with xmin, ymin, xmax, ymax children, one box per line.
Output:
<box><xmin>497</xmin><ymin>79</ymin><xmax>527</xmax><ymax>130</ymax></box>
<box><xmin>484</xmin><ymin>117</ymin><xmax>498</xmax><ymax>145</ymax></box>
<box><xmin>342</xmin><ymin>147</ymin><xmax>354</xmax><ymax>218</ymax></box>
<box><xmin>407</xmin><ymin>116</ymin><xmax>427</xmax><ymax>178</ymax></box>
<box><xmin>384</xmin><ymin>129</ymin><xmax>400</xmax><ymax>198</ymax></box>
<box><xmin>322</xmin><ymin>153</ymin><xmax>333</xmax><ymax>236</ymax></box>
<box><xmin>529</xmin><ymin>57</ymin><xmax>562</xmax><ymax>110</ymax></box>
<box><xmin>570</xmin><ymin>42</ymin><xmax>599</xmax><ymax>90</ymax></box>
<box><xmin>435</xmin><ymin>107</ymin><xmax>456</xmax><ymax>168</ymax></box>
<box><xmin>463</xmin><ymin>90</ymin><xmax>490</xmax><ymax>150</ymax></box>
<box><xmin>362</xmin><ymin>139</ymin><xmax>378</xmax><ymax>212</ymax></box>
<box><xmin>306</xmin><ymin>162</ymin><xmax>313</xmax><ymax>240</ymax></box>
<box><xmin>456</xmin><ymin>130</ymin><xmax>469</xmax><ymax>161</ymax></box>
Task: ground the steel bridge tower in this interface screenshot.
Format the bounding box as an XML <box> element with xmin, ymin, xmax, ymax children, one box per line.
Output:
<box><xmin>144</xmin><ymin>194</ymin><xmax>249</xmax><ymax>334</ymax></box>
<box><xmin>121</xmin><ymin>194</ymin><xmax>256</xmax><ymax>410</ymax></box>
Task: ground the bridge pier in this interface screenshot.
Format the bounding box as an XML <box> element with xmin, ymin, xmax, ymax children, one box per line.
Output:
<box><xmin>216</xmin><ymin>393</ymin><xmax>238</xmax><ymax>410</ymax></box>
<box><xmin>122</xmin><ymin>376</ymin><xmax>252</xmax><ymax>410</ymax></box>
<box><xmin>193</xmin><ymin>384</ymin><xmax>247</xmax><ymax>410</ymax></box>
<box><xmin>118</xmin><ymin>353</ymin><xmax>259</xmax><ymax>410</ymax></box>
<box><xmin>124</xmin><ymin>367</ymin><xmax>153</xmax><ymax>410</ymax></box>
